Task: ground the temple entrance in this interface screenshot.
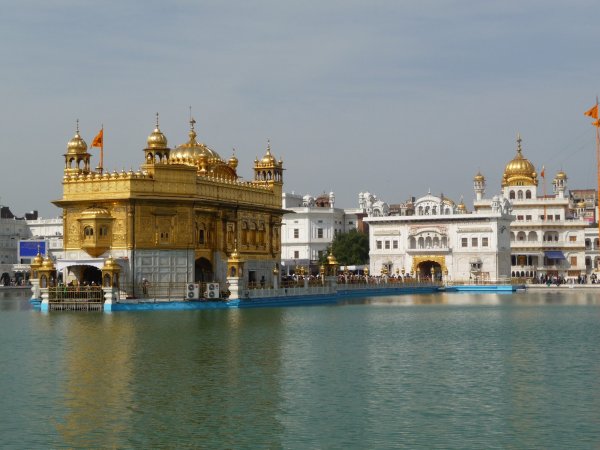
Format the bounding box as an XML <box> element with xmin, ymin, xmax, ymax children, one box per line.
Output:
<box><xmin>81</xmin><ymin>266</ymin><xmax>102</xmax><ymax>286</ymax></box>
<box><xmin>194</xmin><ymin>257</ymin><xmax>213</xmax><ymax>282</ymax></box>
<box><xmin>417</xmin><ymin>260</ymin><xmax>442</xmax><ymax>282</ymax></box>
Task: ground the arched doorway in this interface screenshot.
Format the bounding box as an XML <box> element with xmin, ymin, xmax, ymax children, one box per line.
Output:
<box><xmin>195</xmin><ymin>257</ymin><xmax>213</xmax><ymax>282</ymax></box>
<box><xmin>82</xmin><ymin>266</ymin><xmax>102</xmax><ymax>285</ymax></box>
<box><xmin>1</xmin><ymin>272</ymin><xmax>10</xmax><ymax>286</ymax></box>
<box><xmin>417</xmin><ymin>260</ymin><xmax>442</xmax><ymax>281</ymax></box>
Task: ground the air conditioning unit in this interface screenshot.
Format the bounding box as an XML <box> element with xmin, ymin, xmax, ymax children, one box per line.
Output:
<box><xmin>186</xmin><ymin>283</ymin><xmax>199</xmax><ymax>300</ymax></box>
<box><xmin>205</xmin><ymin>283</ymin><xmax>219</xmax><ymax>299</ymax></box>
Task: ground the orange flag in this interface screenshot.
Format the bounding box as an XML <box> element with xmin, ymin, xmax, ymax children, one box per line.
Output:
<box><xmin>540</xmin><ymin>166</ymin><xmax>545</xmax><ymax>178</ymax></box>
<box><xmin>91</xmin><ymin>128</ymin><xmax>103</xmax><ymax>148</ymax></box>
<box><xmin>584</xmin><ymin>104</ymin><xmax>599</xmax><ymax>119</ymax></box>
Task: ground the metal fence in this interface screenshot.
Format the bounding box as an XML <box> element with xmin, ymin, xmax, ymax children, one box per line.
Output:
<box><xmin>48</xmin><ymin>286</ymin><xmax>104</xmax><ymax>302</ymax></box>
<box><xmin>47</xmin><ymin>286</ymin><xmax>105</xmax><ymax>311</ymax></box>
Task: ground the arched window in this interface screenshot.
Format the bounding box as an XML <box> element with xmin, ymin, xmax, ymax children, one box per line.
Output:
<box><xmin>418</xmin><ymin>237</ymin><xmax>424</xmax><ymax>249</ymax></box>
<box><xmin>528</xmin><ymin>231</ymin><xmax>537</xmax><ymax>242</ymax></box>
<box><xmin>84</xmin><ymin>226</ymin><xmax>94</xmax><ymax>238</ymax></box>
<box><xmin>517</xmin><ymin>191</ymin><xmax>524</xmax><ymax>200</ymax></box>
<box><xmin>525</xmin><ymin>190</ymin><xmax>532</xmax><ymax>199</ymax></box>
<box><xmin>409</xmin><ymin>237</ymin><xmax>416</xmax><ymax>249</ymax></box>
<box><xmin>509</xmin><ymin>191</ymin><xmax>515</xmax><ymax>199</ymax></box>
<box><xmin>517</xmin><ymin>231</ymin><xmax>526</xmax><ymax>241</ymax></box>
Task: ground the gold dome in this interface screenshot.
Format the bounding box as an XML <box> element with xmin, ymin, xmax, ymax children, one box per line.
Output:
<box><xmin>147</xmin><ymin>114</ymin><xmax>168</xmax><ymax>149</ymax></box>
<box><xmin>577</xmin><ymin>200</ymin><xmax>586</xmax><ymax>208</ymax></box>
<box><xmin>473</xmin><ymin>172</ymin><xmax>485</xmax><ymax>182</ymax></box>
<box><xmin>66</xmin><ymin>121</ymin><xmax>88</xmax><ymax>154</ymax></box>
<box><xmin>32</xmin><ymin>252</ymin><xmax>44</xmax><ymax>266</ymax></box>
<box><xmin>555</xmin><ymin>170</ymin><xmax>567</xmax><ymax>181</ymax></box>
<box><xmin>327</xmin><ymin>251</ymin><xmax>338</xmax><ymax>265</ymax></box>
<box><xmin>41</xmin><ymin>257</ymin><xmax>55</xmax><ymax>270</ymax></box>
<box><xmin>502</xmin><ymin>134</ymin><xmax>538</xmax><ymax>187</ymax></box>
<box><xmin>170</xmin><ymin>119</ymin><xmax>222</xmax><ymax>165</ymax></box>
<box><xmin>102</xmin><ymin>256</ymin><xmax>121</xmax><ymax>271</ymax></box>
<box><xmin>228</xmin><ymin>149</ymin><xmax>238</xmax><ymax>170</ymax></box>
<box><xmin>260</xmin><ymin>141</ymin><xmax>276</xmax><ymax>165</ymax></box>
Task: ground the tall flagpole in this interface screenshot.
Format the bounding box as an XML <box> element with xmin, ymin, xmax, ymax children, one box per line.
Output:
<box><xmin>541</xmin><ymin>165</ymin><xmax>546</xmax><ymax>220</ymax></box>
<box><xmin>594</xmin><ymin>95</ymin><xmax>600</xmax><ymax>246</ymax></box>
<box><xmin>100</xmin><ymin>124</ymin><xmax>104</xmax><ymax>174</ymax></box>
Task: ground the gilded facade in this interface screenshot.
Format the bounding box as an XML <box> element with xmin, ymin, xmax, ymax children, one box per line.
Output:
<box><xmin>53</xmin><ymin>117</ymin><xmax>284</xmax><ymax>294</ymax></box>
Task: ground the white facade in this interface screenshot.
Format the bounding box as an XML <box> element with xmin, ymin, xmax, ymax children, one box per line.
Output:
<box><xmin>282</xmin><ymin>192</ymin><xmax>349</xmax><ymax>272</ymax></box>
<box><xmin>0</xmin><ymin>216</ymin><xmax>29</xmax><ymax>281</ymax></box>
<box><xmin>473</xmin><ymin>136</ymin><xmax>588</xmax><ymax>281</ymax></box>
<box><xmin>25</xmin><ymin>217</ymin><xmax>64</xmax><ymax>261</ymax></box>
<box><xmin>281</xmin><ymin>191</ymin><xmax>379</xmax><ymax>273</ymax></box>
<box><xmin>365</xmin><ymin>193</ymin><xmax>513</xmax><ymax>282</ymax></box>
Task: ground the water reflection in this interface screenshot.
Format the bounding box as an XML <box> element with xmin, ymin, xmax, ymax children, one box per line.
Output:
<box><xmin>42</xmin><ymin>309</ymin><xmax>287</xmax><ymax>448</ymax></box>
<box><xmin>1</xmin><ymin>290</ymin><xmax>600</xmax><ymax>448</ymax></box>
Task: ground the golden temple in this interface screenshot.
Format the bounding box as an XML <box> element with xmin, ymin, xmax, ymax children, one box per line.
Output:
<box><xmin>53</xmin><ymin>115</ymin><xmax>285</xmax><ymax>294</ymax></box>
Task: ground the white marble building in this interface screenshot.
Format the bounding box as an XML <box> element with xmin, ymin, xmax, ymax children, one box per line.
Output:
<box><xmin>365</xmin><ymin>193</ymin><xmax>513</xmax><ymax>282</ymax></box>
<box><xmin>281</xmin><ymin>191</ymin><xmax>383</xmax><ymax>274</ymax></box>
<box><xmin>473</xmin><ymin>135</ymin><xmax>588</xmax><ymax>281</ymax></box>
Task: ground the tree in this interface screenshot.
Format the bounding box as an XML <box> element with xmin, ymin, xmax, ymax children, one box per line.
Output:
<box><xmin>329</xmin><ymin>229</ymin><xmax>369</xmax><ymax>265</ymax></box>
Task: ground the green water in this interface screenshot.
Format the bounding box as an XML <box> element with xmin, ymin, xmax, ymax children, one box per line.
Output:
<box><xmin>1</xmin><ymin>289</ymin><xmax>600</xmax><ymax>449</ymax></box>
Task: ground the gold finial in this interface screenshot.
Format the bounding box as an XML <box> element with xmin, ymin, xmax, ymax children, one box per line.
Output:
<box><xmin>76</xmin><ymin>119</ymin><xmax>80</xmax><ymax>135</ymax></box>
<box><xmin>155</xmin><ymin>112</ymin><xmax>160</xmax><ymax>128</ymax></box>
<box><xmin>516</xmin><ymin>133</ymin><xmax>522</xmax><ymax>154</ymax></box>
<box><xmin>266</xmin><ymin>139</ymin><xmax>271</xmax><ymax>154</ymax></box>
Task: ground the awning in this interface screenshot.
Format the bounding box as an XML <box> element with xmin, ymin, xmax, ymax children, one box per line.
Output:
<box><xmin>544</xmin><ymin>251</ymin><xmax>566</xmax><ymax>260</ymax></box>
<box><xmin>56</xmin><ymin>259</ymin><xmax>105</xmax><ymax>271</ymax></box>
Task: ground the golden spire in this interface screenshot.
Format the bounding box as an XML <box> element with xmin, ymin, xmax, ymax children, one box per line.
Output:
<box><xmin>189</xmin><ymin>117</ymin><xmax>197</xmax><ymax>141</ymax></box>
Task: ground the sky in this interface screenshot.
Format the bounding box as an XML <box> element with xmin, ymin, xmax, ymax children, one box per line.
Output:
<box><xmin>1</xmin><ymin>0</ymin><xmax>599</xmax><ymax>217</ymax></box>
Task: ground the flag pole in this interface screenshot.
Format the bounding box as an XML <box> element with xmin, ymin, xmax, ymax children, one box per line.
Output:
<box><xmin>100</xmin><ymin>124</ymin><xmax>104</xmax><ymax>174</ymax></box>
<box><xmin>594</xmin><ymin>95</ymin><xmax>600</xmax><ymax>246</ymax></box>
<box><xmin>541</xmin><ymin>165</ymin><xmax>546</xmax><ymax>220</ymax></box>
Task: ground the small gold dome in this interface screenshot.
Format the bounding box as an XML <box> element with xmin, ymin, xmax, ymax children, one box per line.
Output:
<box><xmin>41</xmin><ymin>257</ymin><xmax>55</xmax><ymax>270</ymax></box>
<box><xmin>327</xmin><ymin>252</ymin><xmax>338</xmax><ymax>265</ymax></box>
<box><xmin>228</xmin><ymin>149</ymin><xmax>238</xmax><ymax>169</ymax></box>
<box><xmin>555</xmin><ymin>170</ymin><xmax>567</xmax><ymax>181</ymax></box>
<box><xmin>102</xmin><ymin>256</ymin><xmax>121</xmax><ymax>271</ymax></box>
<box><xmin>66</xmin><ymin>129</ymin><xmax>88</xmax><ymax>154</ymax></box>
<box><xmin>502</xmin><ymin>134</ymin><xmax>538</xmax><ymax>187</ymax></box>
<box><xmin>147</xmin><ymin>116</ymin><xmax>168</xmax><ymax>149</ymax></box>
<box><xmin>260</xmin><ymin>141</ymin><xmax>276</xmax><ymax>165</ymax></box>
<box><xmin>473</xmin><ymin>172</ymin><xmax>485</xmax><ymax>182</ymax></box>
<box><xmin>577</xmin><ymin>200</ymin><xmax>586</xmax><ymax>208</ymax></box>
<box><xmin>32</xmin><ymin>252</ymin><xmax>44</xmax><ymax>266</ymax></box>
